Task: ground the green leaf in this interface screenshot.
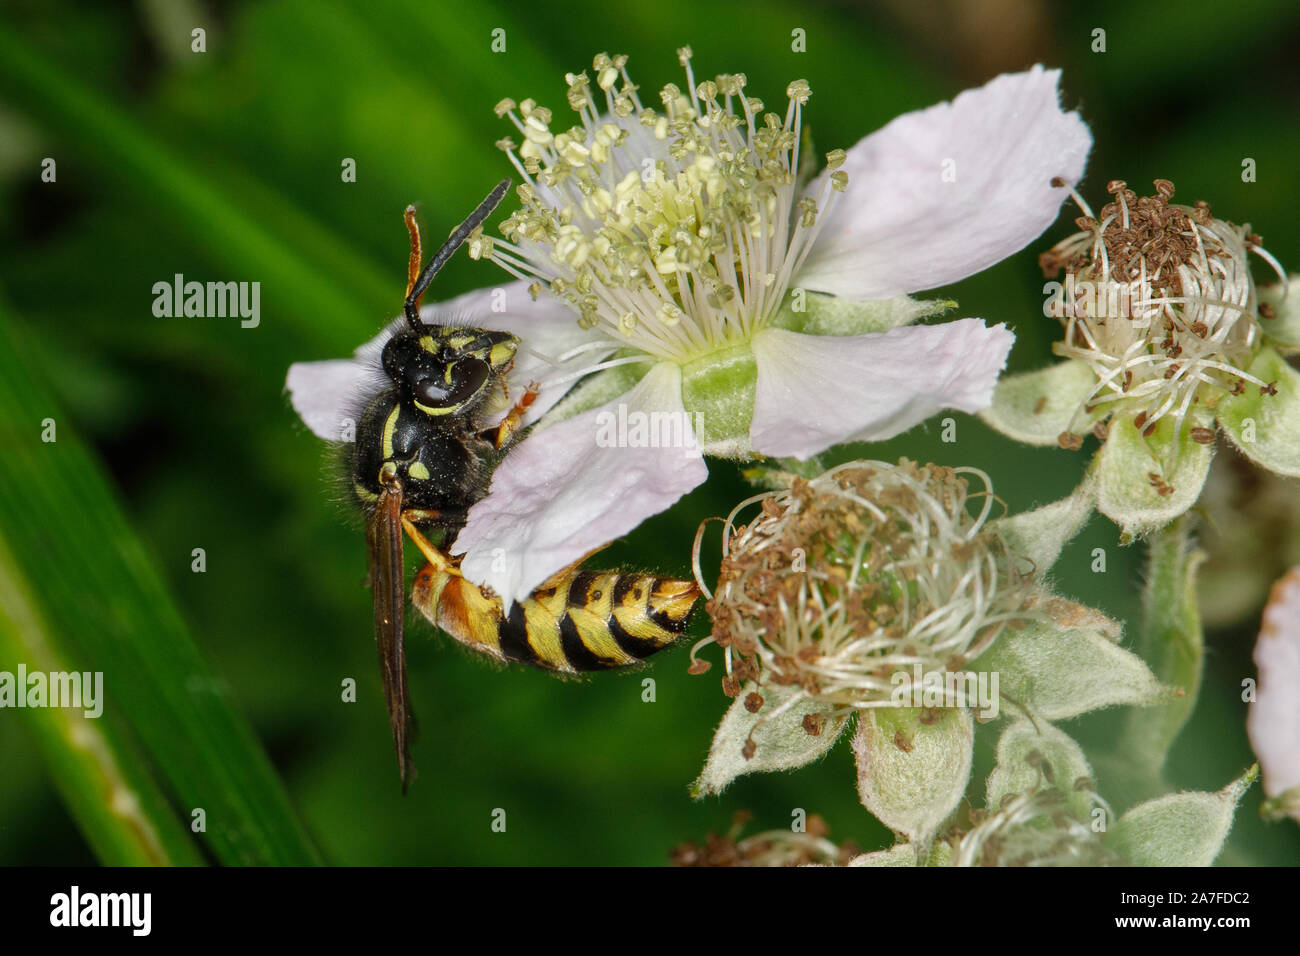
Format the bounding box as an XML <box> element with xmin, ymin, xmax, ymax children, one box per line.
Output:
<box><xmin>993</xmin><ymin>472</ymin><xmax>1096</xmax><ymax>575</ymax></box>
<box><xmin>0</xmin><ymin>534</ymin><xmax>202</xmax><ymax>866</ymax></box>
<box><xmin>1258</xmin><ymin>276</ymin><xmax>1300</xmax><ymax>352</ymax></box>
<box><xmin>0</xmin><ymin>300</ymin><xmax>319</xmax><ymax>865</ymax></box>
<box><xmin>852</xmin><ymin>707</ymin><xmax>972</xmax><ymax>843</ymax></box>
<box><xmin>986</xmin><ymin>720</ymin><xmax>1096</xmax><ymax>821</ymax></box>
<box><xmin>770</xmin><ymin>291</ymin><xmax>954</xmax><ymax>336</ymax></box>
<box><xmin>1118</xmin><ymin>517</ymin><xmax>1203</xmax><ymax>776</ymax></box>
<box><xmin>979</xmin><ymin>359</ymin><xmax>1097</xmax><ymax>446</ymax></box>
<box><xmin>1219</xmin><ymin>346</ymin><xmax>1300</xmax><ymax>476</ymax></box>
<box><xmin>979</xmin><ymin>617</ymin><xmax>1166</xmax><ymax>720</ymax></box>
<box><xmin>1096</xmin><ymin>409</ymin><xmax>1214</xmax><ymax>539</ymax></box>
<box><xmin>1108</xmin><ymin>766</ymin><xmax>1257</xmax><ymax>866</ymax></box>
<box><xmin>692</xmin><ymin>684</ymin><xmax>848</xmax><ymax>797</ymax></box>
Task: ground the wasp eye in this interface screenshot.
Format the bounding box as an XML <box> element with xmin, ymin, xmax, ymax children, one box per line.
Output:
<box><xmin>413</xmin><ymin>357</ymin><xmax>490</xmax><ymax>409</ymax></box>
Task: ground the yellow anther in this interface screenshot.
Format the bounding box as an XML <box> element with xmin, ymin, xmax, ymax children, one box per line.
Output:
<box><xmin>786</xmin><ymin>79</ymin><xmax>812</xmax><ymax>105</ymax></box>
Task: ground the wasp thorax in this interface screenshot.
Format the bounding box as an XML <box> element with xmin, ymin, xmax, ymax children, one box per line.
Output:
<box><xmin>350</xmin><ymin>326</ymin><xmax>519</xmax><ymax>516</ymax></box>
<box><xmin>1041</xmin><ymin>179</ymin><xmax>1286</xmax><ymax>442</ymax></box>
<box><xmin>699</xmin><ymin>460</ymin><xmax>1030</xmax><ymax>712</ymax></box>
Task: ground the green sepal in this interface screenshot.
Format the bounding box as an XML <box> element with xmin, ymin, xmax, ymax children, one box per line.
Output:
<box><xmin>741</xmin><ymin>455</ymin><xmax>826</xmax><ymax>490</ymax></box>
<box><xmin>692</xmin><ymin>683</ymin><xmax>849</xmax><ymax>798</ymax></box>
<box><xmin>847</xmin><ymin>844</ymin><xmax>920</xmax><ymax>867</ymax></box>
<box><xmin>852</xmin><ymin>707</ymin><xmax>972</xmax><ymax>844</ymax></box>
<box><xmin>1219</xmin><ymin>346</ymin><xmax>1300</xmax><ymax>477</ymax></box>
<box><xmin>1096</xmin><ymin>408</ymin><xmax>1214</xmax><ymax>539</ymax></box>
<box><xmin>681</xmin><ymin>342</ymin><xmax>756</xmax><ymax>457</ymax></box>
<box><xmin>768</xmin><ymin>291</ymin><xmax>954</xmax><ymax>336</ymax></box>
<box><xmin>986</xmin><ymin>719</ymin><xmax>1096</xmax><ymax>821</ymax></box>
<box><xmin>534</xmin><ymin>355</ymin><xmax>649</xmax><ymax>429</ymax></box>
<box><xmin>926</xmin><ymin>839</ymin><xmax>953</xmax><ymax>866</ymax></box>
<box><xmin>1258</xmin><ymin>276</ymin><xmax>1300</xmax><ymax>352</ymax></box>
<box><xmin>978</xmin><ymin>614</ymin><xmax>1167</xmax><ymax>721</ymax></box>
<box><xmin>1107</xmin><ymin>766</ymin><xmax>1257</xmax><ymax>866</ymax></box>
<box><xmin>846</xmin><ymin>841</ymin><xmax>952</xmax><ymax>866</ymax></box>
<box><xmin>979</xmin><ymin>359</ymin><xmax>1097</xmax><ymax>446</ymax></box>
<box><xmin>992</xmin><ymin>472</ymin><xmax>1096</xmax><ymax>575</ymax></box>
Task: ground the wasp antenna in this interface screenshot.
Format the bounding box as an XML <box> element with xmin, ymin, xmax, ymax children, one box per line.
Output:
<box><xmin>403</xmin><ymin>204</ymin><xmax>422</xmax><ymax>303</ymax></box>
<box><xmin>403</xmin><ymin>178</ymin><xmax>512</xmax><ymax>332</ymax></box>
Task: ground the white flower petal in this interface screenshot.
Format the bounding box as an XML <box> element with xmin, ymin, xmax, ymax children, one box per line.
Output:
<box><xmin>286</xmin><ymin>356</ymin><xmax>387</xmax><ymax>442</ymax></box>
<box><xmin>1248</xmin><ymin>567</ymin><xmax>1300</xmax><ymax>800</ymax></box>
<box><xmin>795</xmin><ymin>66</ymin><xmax>1090</xmax><ymax>299</ymax></box>
<box><xmin>285</xmin><ymin>280</ymin><xmax>609</xmax><ymax>440</ymax></box>
<box><xmin>453</xmin><ymin>362</ymin><xmax>709</xmax><ymax>605</ymax></box>
<box><xmin>749</xmin><ymin>320</ymin><xmax>1014</xmax><ymax>460</ymax></box>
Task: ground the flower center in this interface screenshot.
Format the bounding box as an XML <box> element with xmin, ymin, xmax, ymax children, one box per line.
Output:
<box><xmin>696</xmin><ymin>460</ymin><xmax>1030</xmax><ymax>711</ymax></box>
<box><xmin>1041</xmin><ymin>179</ymin><xmax>1286</xmax><ymax>438</ymax></box>
<box><xmin>470</xmin><ymin>48</ymin><xmax>848</xmax><ymax>364</ymax></box>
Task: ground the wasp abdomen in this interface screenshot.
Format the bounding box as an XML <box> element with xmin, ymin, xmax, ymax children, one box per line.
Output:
<box><xmin>414</xmin><ymin>565</ymin><xmax>700</xmax><ymax>675</ymax></box>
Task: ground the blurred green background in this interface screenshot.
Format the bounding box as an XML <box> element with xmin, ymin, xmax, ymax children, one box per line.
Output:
<box><xmin>1</xmin><ymin>0</ymin><xmax>1298</xmax><ymax>865</ymax></box>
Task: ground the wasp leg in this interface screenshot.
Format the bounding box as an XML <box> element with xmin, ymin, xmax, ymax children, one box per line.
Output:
<box><xmin>401</xmin><ymin>516</ymin><xmax>462</xmax><ymax>576</ymax></box>
<box><xmin>494</xmin><ymin>380</ymin><xmax>541</xmax><ymax>450</ymax></box>
<box><xmin>495</xmin><ymin>358</ymin><xmax>516</xmax><ymax>406</ymax></box>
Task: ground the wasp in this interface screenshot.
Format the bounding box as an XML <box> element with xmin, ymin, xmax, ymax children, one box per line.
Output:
<box><xmin>352</xmin><ymin>181</ymin><xmax>701</xmax><ymax>791</ymax></box>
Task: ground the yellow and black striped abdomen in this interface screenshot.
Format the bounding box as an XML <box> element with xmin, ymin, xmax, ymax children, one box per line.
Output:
<box><xmin>412</xmin><ymin>565</ymin><xmax>700</xmax><ymax>675</ymax></box>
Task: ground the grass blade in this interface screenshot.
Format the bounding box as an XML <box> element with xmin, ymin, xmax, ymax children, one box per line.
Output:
<box><xmin>0</xmin><ymin>296</ymin><xmax>320</xmax><ymax>865</ymax></box>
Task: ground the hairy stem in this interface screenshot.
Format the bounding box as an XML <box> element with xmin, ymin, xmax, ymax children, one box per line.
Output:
<box><xmin>1116</xmin><ymin>515</ymin><xmax>1204</xmax><ymax>798</ymax></box>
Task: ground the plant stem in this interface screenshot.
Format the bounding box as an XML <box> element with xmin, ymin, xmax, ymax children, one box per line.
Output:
<box><xmin>1115</xmin><ymin>515</ymin><xmax>1204</xmax><ymax>799</ymax></box>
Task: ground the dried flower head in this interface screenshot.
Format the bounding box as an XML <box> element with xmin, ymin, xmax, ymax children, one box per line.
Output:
<box><xmin>1041</xmin><ymin>178</ymin><xmax>1285</xmax><ymax>446</ymax></box>
<box><xmin>952</xmin><ymin>773</ymin><xmax>1118</xmax><ymax>867</ymax></box>
<box><xmin>691</xmin><ymin>468</ymin><xmax>1161</xmax><ymax>809</ymax></box>
<box><xmin>986</xmin><ymin>178</ymin><xmax>1300</xmax><ymax>538</ymax></box>
<box><xmin>670</xmin><ymin>811</ymin><xmax>858</xmax><ymax>866</ymax></box>
<box><xmin>692</xmin><ymin>459</ymin><xmax>1031</xmax><ymax>714</ymax></box>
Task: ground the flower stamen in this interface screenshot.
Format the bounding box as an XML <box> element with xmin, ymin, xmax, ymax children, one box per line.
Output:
<box><xmin>473</xmin><ymin>53</ymin><xmax>848</xmax><ymax>365</ymax></box>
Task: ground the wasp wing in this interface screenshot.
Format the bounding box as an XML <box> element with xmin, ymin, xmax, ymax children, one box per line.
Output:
<box><xmin>366</xmin><ymin>484</ymin><xmax>414</xmax><ymax>792</ymax></box>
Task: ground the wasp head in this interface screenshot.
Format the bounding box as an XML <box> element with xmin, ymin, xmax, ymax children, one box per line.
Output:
<box><xmin>382</xmin><ymin>327</ymin><xmax>518</xmax><ymax>416</ymax></box>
